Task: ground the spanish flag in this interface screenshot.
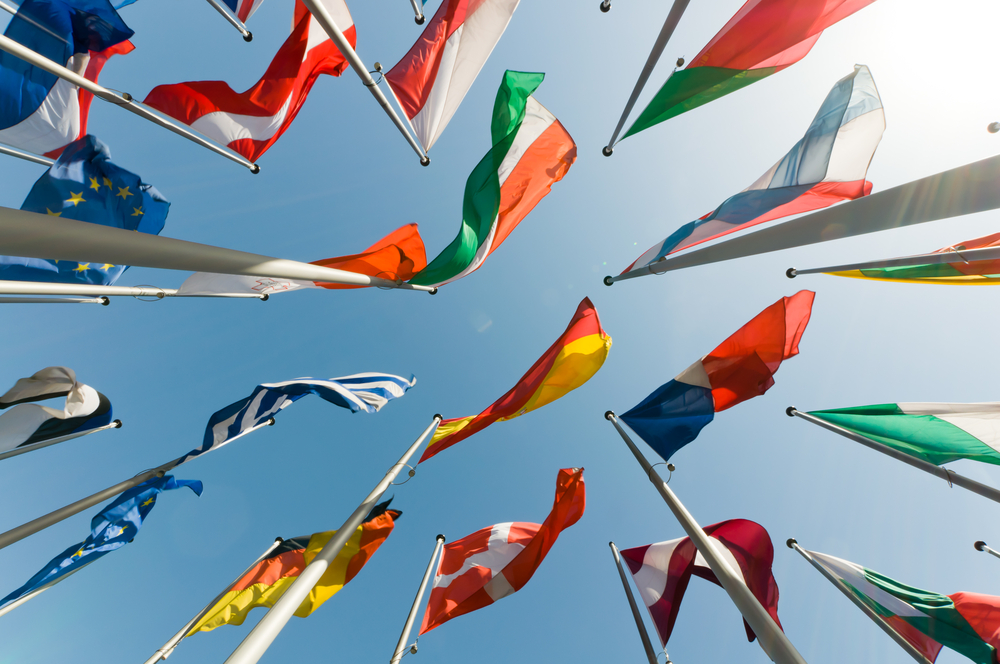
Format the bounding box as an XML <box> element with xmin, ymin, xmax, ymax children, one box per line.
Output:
<box><xmin>421</xmin><ymin>298</ymin><xmax>611</xmax><ymax>462</ymax></box>
<box><xmin>186</xmin><ymin>501</ymin><xmax>400</xmax><ymax>635</ymax></box>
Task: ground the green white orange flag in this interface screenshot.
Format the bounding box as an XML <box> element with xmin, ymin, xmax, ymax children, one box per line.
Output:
<box><xmin>408</xmin><ymin>70</ymin><xmax>576</xmax><ymax>288</ymax></box>
<box><xmin>420</xmin><ymin>298</ymin><xmax>611</xmax><ymax>462</ymax></box>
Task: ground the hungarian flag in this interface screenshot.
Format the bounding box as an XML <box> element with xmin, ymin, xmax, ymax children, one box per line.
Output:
<box><xmin>187</xmin><ymin>500</ymin><xmax>401</xmax><ymax>634</ymax></box>
<box><xmin>621</xmin><ymin>291</ymin><xmax>814</xmax><ymax>461</ymax></box>
<box><xmin>420</xmin><ymin>467</ymin><xmax>585</xmax><ymax>634</ymax></box>
<box><xmin>625</xmin><ymin>0</ymin><xmax>878</xmax><ymax>139</ymax></box>
<box><xmin>144</xmin><ymin>0</ymin><xmax>355</xmax><ymax>162</ymax></box>
<box><xmin>420</xmin><ymin>298</ymin><xmax>611</xmax><ymax>462</ymax></box>
<box><xmin>385</xmin><ymin>0</ymin><xmax>520</xmax><ymax>152</ymax></box>
<box><xmin>621</xmin><ymin>519</ymin><xmax>783</xmax><ymax>647</ymax></box>
<box><xmin>408</xmin><ymin>71</ymin><xmax>576</xmax><ymax>288</ymax></box>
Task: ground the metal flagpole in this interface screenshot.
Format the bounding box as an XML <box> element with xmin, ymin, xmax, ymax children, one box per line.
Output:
<box><xmin>0</xmin><ymin>565</ymin><xmax>91</xmax><ymax>618</ymax></box>
<box><xmin>407</xmin><ymin>0</ymin><xmax>425</xmax><ymax>24</ymax></box>
<box><xmin>389</xmin><ymin>534</ymin><xmax>446</xmax><ymax>664</ymax></box>
<box><xmin>142</xmin><ymin>538</ymin><xmax>286</xmax><ymax>664</ymax></box>
<box><xmin>0</xmin><ymin>34</ymin><xmax>260</xmax><ymax>173</ymax></box>
<box><xmin>604</xmin><ymin>411</ymin><xmax>808</xmax><ymax>664</ymax></box>
<box><xmin>602</xmin><ymin>0</ymin><xmax>690</xmax><ymax>156</ymax></box>
<box><xmin>299</xmin><ymin>0</ymin><xmax>430</xmax><ymax>166</ymax></box>
<box><xmin>0</xmin><ymin>296</ymin><xmax>108</xmax><ymax>304</ymax></box>
<box><xmin>974</xmin><ymin>541</ymin><xmax>1000</xmax><ymax>562</ymax></box>
<box><xmin>0</xmin><ymin>420</ymin><xmax>121</xmax><ymax>463</ymax></box>
<box><xmin>223</xmin><ymin>415</ymin><xmax>443</xmax><ymax>664</ymax></box>
<box><xmin>609</xmin><ymin>541</ymin><xmax>664</xmax><ymax>664</ymax></box>
<box><xmin>204</xmin><ymin>0</ymin><xmax>254</xmax><ymax>41</ymax></box>
<box><xmin>786</xmin><ymin>539</ymin><xmax>933</xmax><ymax>664</ymax></box>
<box><xmin>788</xmin><ymin>408</ymin><xmax>1000</xmax><ymax>505</ymax></box>
<box><xmin>0</xmin><ymin>281</ymin><xmax>266</xmax><ymax>300</ymax></box>
<box><xmin>0</xmin><ymin>142</ymin><xmax>54</xmax><ymax>166</ymax></box>
<box><xmin>787</xmin><ymin>245</ymin><xmax>1000</xmax><ymax>279</ymax></box>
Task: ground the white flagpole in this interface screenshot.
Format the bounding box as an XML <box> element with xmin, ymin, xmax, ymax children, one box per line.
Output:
<box><xmin>223</xmin><ymin>415</ymin><xmax>442</xmax><ymax>664</ymax></box>
<box><xmin>0</xmin><ymin>420</ymin><xmax>121</xmax><ymax>462</ymax></box>
<box><xmin>0</xmin><ymin>296</ymin><xmax>108</xmax><ymax>304</ymax></box>
<box><xmin>609</xmin><ymin>541</ymin><xmax>664</xmax><ymax>664</ymax></box>
<box><xmin>788</xmin><ymin>408</ymin><xmax>1000</xmax><ymax>505</ymax></box>
<box><xmin>0</xmin><ymin>564</ymin><xmax>91</xmax><ymax>618</ymax></box>
<box><xmin>787</xmin><ymin>539</ymin><xmax>933</xmax><ymax>664</ymax></box>
<box><xmin>204</xmin><ymin>0</ymin><xmax>253</xmax><ymax>41</ymax></box>
<box><xmin>787</xmin><ymin>245</ymin><xmax>1000</xmax><ymax>278</ymax></box>
<box><xmin>407</xmin><ymin>0</ymin><xmax>425</xmax><ymax>24</ymax></box>
<box><xmin>0</xmin><ymin>142</ymin><xmax>53</xmax><ymax>166</ymax></box>
<box><xmin>602</xmin><ymin>0</ymin><xmax>689</xmax><ymax>155</ymax></box>
<box><xmin>389</xmin><ymin>534</ymin><xmax>446</xmax><ymax>664</ymax></box>
<box><xmin>299</xmin><ymin>0</ymin><xmax>430</xmax><ymax>165</ymax></box>
<box><xmin>0</xmin><ymin>281</ymin><xmax>265</xmax><ymax>300</ymax></box>
<box><xmin>974</xmin><ymin>541</ymin><xmax>1000</xmax><ymax>562</ymax></box>
<box><xmin>605</xmin><ymin>411</ymin><xmax>808</xmax><ymax>664</ymax></box>
<box><xmin>0</xmin><ymin>34</ymin><xmax>260</xmax><ymax>172</ymax></box>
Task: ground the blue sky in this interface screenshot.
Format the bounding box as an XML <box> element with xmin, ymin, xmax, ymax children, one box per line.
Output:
<box><xmin>1</xmin><ymin>0</ymin><xmax>1000</xmax><ymax>662</ymax></box>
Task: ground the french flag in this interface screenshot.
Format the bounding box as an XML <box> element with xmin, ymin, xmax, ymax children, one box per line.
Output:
<box><xmin>144</xmin><ymin>0</ymin><xmax>354</xmax><ymax>162</ymax></box>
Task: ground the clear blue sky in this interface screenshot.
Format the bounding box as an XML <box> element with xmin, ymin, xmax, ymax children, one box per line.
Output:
<box><xmin>1</xmin><ymin>1</ymin><xmax>999</xmax><ymax>662</ymax></box>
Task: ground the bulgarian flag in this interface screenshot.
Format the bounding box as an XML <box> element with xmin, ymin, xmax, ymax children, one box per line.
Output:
<box><xmin>408</xmin><ymin>70</ymin><xmax>576</xmax><ymax>288</ymax></box>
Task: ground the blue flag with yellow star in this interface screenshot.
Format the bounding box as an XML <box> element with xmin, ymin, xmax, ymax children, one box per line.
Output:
<box><xmin>0</xmin><ymin>475</ymin><xmax>201</xmax><ymax>615</ymax></box>
<box><xmin>0</xmin><ymin>134</ymin><xmax>169</xmax><ymax>286</ymax></box>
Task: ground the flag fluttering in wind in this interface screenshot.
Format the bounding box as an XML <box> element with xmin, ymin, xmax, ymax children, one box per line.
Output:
<box><xmin>408</xmin><ymin>71</ymin><xmax>576</xmax><ymax>288</ymax></box>
<box><xmin>385</xmin><ymin>0</ymin><xmax>520</xmax><ymax>152</ymax></box>
<box><xmin>0</xmin><ymin>0</ymin><xmax>134</xmax><ymax>157</ymax></box>
<box><xmin>624</xmin><ymin>0</ymin><xmax>877</xmax><ymax>139</ymax></box>
<box><xmin>0</xmin><ymin>475</ymin><xmax>201</xmax><ymax>615</ymax></box>
<box><xmin>420</xmin><ymin>467</ymin><xmax>585</xmax><ymax>634</ymax></box>
<box><xmin>421</xmin><ymin>298</ymin><xmax>610</xmax><ymax>462</ymax></box>
<box><xmin>805</xmin><ymin>548</ymin><xmax>1000</xmax><ymax>664</ymax></box>
<box><xmin>625</xmin><ymin>65</ymin><xmax>883</xmax><ymax>274</ymax></box>
<box><xmin>621</xmin><ymin>291</ymin><xmax>814</xmax><ymax>461</ymax></box>
<box><xmin>225</xmin><ymin>0</ymin><xmax>265</xmax><ymax>22</ymax></box>
<box><xmin>0</xmin><ymin>135</ymin><xmax>168</xmax><ymax>286</ymax></box>
<box><xmin>187</xmin><ymin>500</ymin><xmax>401</xmax><ymax>633</ymax></box>
<box><xmin>144</xmin><ymin>0</ymin><xmax>354</xmax><ymax>162</ymax></box>
<box><xmin>621</xmin><ymin>519</ymin><xmax>783</xmax><ymax>647</ymax></box>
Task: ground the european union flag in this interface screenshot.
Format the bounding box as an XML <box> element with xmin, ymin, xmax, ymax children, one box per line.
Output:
<box><xmin>0</xmin><ymin>134</ymin><xmax>169</xmax><ymax>285</ymax></box>
<box><xmin>0</xmin><ymin>475</ymin><xmax>201</xmax><ymax>615</ymax></box>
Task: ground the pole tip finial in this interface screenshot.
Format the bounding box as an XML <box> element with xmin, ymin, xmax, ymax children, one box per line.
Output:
<box><xmin>599</xmin><ymin>0</ymin><xmax>610</xmax><ymax>12</ymax></box>
<box><xmin>976</xmin><ymin>540</ymin><xmax>988</xmax><ymax>551</ymax></box>
<box><xmin>429</xmin><ymin>287</ymin><xmax>438</xmax><ymax>295</ymax></box>
<box><xmin>786</xmin><ymin>268</ymin><xmax>797</xmax><ymax>279</ymax></box>
<box><xmin>275</xmin><ymin>536</ymin><xmax>284</xmax><ymax>542</ymax></box>
<box><xmin>415</xmin><ymin>14</ymin><xmax>425</xmax><ymax>24</ymax></box>
<box><xmin>436</xmin><ymin>534</ymin><xmax>446</xmax><ymax>542</ymax></box>
<box><xmin>250</xmin><ymin>163</ymin><xmax>260</xmax><ymax>174</ymax></box>
<box><xmin>113</xmin><ymin>419</ymin><xmax>123</xmax><ymax>428</ymax></box>
<box><xmin>786</xmin><ymin>406</ymin><xmax>797</xmax><ymax>417</ymax></box>
<box><xmin>433</xmin><ymin>414</ymin><xmax>443</xmax><ymax>421</ymax></box>
<box><xmin>603</xmin><ymin>276</ymin><xmax>614</xmax><ymax>286</ymax></box>
<box><xmin>989</xmin><ymin>122</ymin><xmax>1000</xmax><ymax>134</ymax></box>
<box><xmin>420</xmin><ymin>156</ymin><xmax>431</xmax><ymax>167</ymax></box>
<box><xmin>604</xmin><ymin>410</ymin><xmax>615</xmax><ymax>421</ymax></box>
<box><xmin>786</xmin><ymin>538</ymin><xmax>797</xmax><ymax>549</ymax></box>
<box><xmin>260</xmin><ymin>293</ymin><xmax>269</xmax><ymax>301</ymax></box>
<box><xmin>99</xmin><ymin>296</ymin><xmax>110</xmax><ymax>306</ymax></box>
<box><xmin>267</xmin><ymin>417</ymin><xmax>276</xmax><ymax>426</ymax></box>
<box><xmin>602</xmin><ymin>145</ymin><xmax>613</xmax><ymax>156</ymax></box>
<box><xmin>243</xmin><ymin>31</ymin><xmax>253</xmax><ymax>42</ymax></box>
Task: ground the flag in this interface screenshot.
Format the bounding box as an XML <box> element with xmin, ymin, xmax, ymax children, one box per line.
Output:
<box><xmin>621</xmin><ymin>519</ymin><xmax>782</xmax><ymax>647</ymax></box>
<box><xmin>176</xmin><ymin>224</ymin><xmax>427</xmax><ymax>296</ymax></box>
<box><xmin>621</xmin><ymin>291</ymin><xmax>814</xmax><ymax>461</ymax></box>
<box><xmin>0</xmin><ymin>0</ymin><xmax>133</xmax><ymax>157</ymax></box>
<box><xmin>143</xmin><ymin>0</ymin><xmax>354</xmax><ymax>162</ymax></box>
<box><xmin>187</xmin><ymin>500</ymin><xmax>401</xmax><ymax>633</ymax></box>
<box><xmin>225</xmin><ymin>0</ymin><xmax>265</xmax><ymax>22</ymax></box>
<box><xmin>827</xmin><ymin>232</ymin><xmax>1000</xmax><ymax>285</ymax></box>
<box><xmin>385</xmin><ymin>0</ymin><xmax>520</xmax><ymax>152</ymax></box>
<box><xmin>624</xmin><ymin>0</ymin><xmax>877</xmax><ymax>139</ymax></box>
<box><xmin>0</xmin><ymin>366</ymin><xmax>112</xmax><ymax>454</ymax></box>
<box><xmin>421</xmin><ymin>298</ymin><xmax>610</xmax><ymax>462</ymax></box>
<box><xmin>420</xmin><ymin>467</ymin><xmax>585</xmax><ymax>633</ymax></box>
<box><xmin>177</xmin><ymin>374</ymin><xmax>416</xmax><ymax>465</ymax></box>
<box><xmin>626</xmin><ymin>65</ymin><xmax>884</xmax><ymax>273</ymax></box>
<box><xmin>805</xmin><ymin>548</ymin><xmax>1000</xmax><ymax>664</ymax></box>
<box><xmin>408</xmin><ymin>71</ymin><xmax>576</xmax><ymax>288</ymax></box>
<box><xmin>0</xmin><ymin>135</ymin><xmax>169</xmax><ymax>286</ymax></box>
<box><xmin>0</xmin><ymin>475</ymin><xmax>201</xmax><ymax>615</ymax></box>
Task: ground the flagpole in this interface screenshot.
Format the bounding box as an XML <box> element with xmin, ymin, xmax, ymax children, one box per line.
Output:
<box><xmin>223</xmin><ymin>415</ymin><xmax>442</xmax><ymax>664</ymax></box>
<box><xmin>609</xmin><ymin>541</ymin><xmax>664</xmax><ymax>664</ymax></box>
<box><xmin>602</xmin><ymin>0</ymin><xmax>690</xmax><ymax>156</ymax></box>
<box><xmin>974</xmin><ymin>541</ymin><xmax>1000</xmax><ymax>562</ymax></box>
<box><xmin>786</xmin><ymin>539</ymin><xmax>933</xmax><ymax>664</ymax></box>
<box><xmin>407</xmin><ymin>0</ymin><xmax>425</xmax><ymax>24</ymax></box>
<box><xmin>204</xmin><ymin>0</ymin><xmax>254</xmax><ymax>41</ymax></box>
<box><xmin>389</xmin><ymin>534</ymin><xmax>446</xmax><ymax>664</ymax></box>
<box><xmin>0</xmin><ymin>34</ymin><xmax>261</xmax><ymax>173</ymax></box>
<box><xmin>299</xmin><ymin>0</ymin><xmax>430</xmax><ymax>166</ymax></box>
<box><xmin>0</xmin><ymin>281</ymin><xmax>266</xmax><ymax>300</ymax></box>
<box><xmin>787</xmin><ymin>245</ymin><xmax>1000</xmax><ymax>278</ymax></box>
<box><xmin>0</xmin><ymin>142</ymin><xmax>53</xmax><ymax>166</ymax></box>
<box><xmin>0</xmin><ymin>420</ymin><xmax>121</xmax><ymax>463</ymax></box>
<box><xmin>788</xmin><ymin>408</ymin><xmax>1000</xmax><ymax>505</ymax></box>
<box><xmin>0</xmin><ymin>565</ymin><xmax>90</xmax><ymax>618</ymax></box>
<box><xmin>0</xmin><ymin>296</ymin><xmax>108</xmax><ymax>304</ymax></box>
<box><xmin>604</xmin><ymin>411</ymin><xmax>808</xmax><ymax>664</ymax></box>
<box><xmin>142</xmin><ymin>537</ymin><xmax>286</xmax><ymax>664</ymax></box>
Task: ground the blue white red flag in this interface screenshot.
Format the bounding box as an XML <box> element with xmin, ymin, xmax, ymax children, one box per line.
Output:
<box><xmin>224</xmin><ymin>0</ymin><xmax>265</xmax><ymax>21</ymax></box>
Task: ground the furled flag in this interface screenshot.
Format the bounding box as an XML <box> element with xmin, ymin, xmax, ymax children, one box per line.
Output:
<box><xmin>187</xmin><ymin>499</ymin><xmax>401</xmax><ymax>633</ymax></box>
<box><xmin>176</xmin><ymin>224</ymin><xmax>427</xmax><ymax>296</ymax></box>
<box><xmin>421</xmin><ymin>298</ymin><xmax>610</xmax><ymax>462</ymax></box>
<box><xmin>624</xmin><ymin>0</ymin><xmax>877</xmax><ymax>139</ymax></box>
<box><xmin>625</xmin><ymin>65</ymin><xmax>884</xmax><ymax>274</ymax></box>
<box><xmin>0</xmin><ymin>366</ymin><xmax>112</xmax><ymax>455</ymax></box>
<box><xmin>385</xmin><ymin>0</ymin><xmax>520</xmax><ymax>152</ymax></box>
<box><xmin>143</xmin><ymin>0</ymin><xmax>355</xmax><ymax>162</ymax></box>
<box><xmin>408</xmin><ymin>71</ymin><xmax>576</xmax><ymax>288</ymax></box>
<box><xmin>804</xmin><ymin>548</ymin><xmax>1000</xmax><ymax>663</ymax></box>
<box><xmin>0</xmin><ymin>135</ymin><xmax>169</xmax><ymax>286</ymax></box>
<box><xmin>621</xmin><ymin>291</ymin><xmax>814</xmax><ymax>461</ymax></box>
<box><xmin>621</xmin><ymin>519</ymin><xmax>783</xmax><ymax>647</ymax></box>
<box><xmin>0</xmin><ymin>475</ymin><xmax>201</xmax><ymax>616</ymax></box>
<box><xmin>420</xmin><ymin>467</ymin><xmax>585</xmax><ymax>633</ymax></box>
<box><xmin>0</xmin><ymin>0</ymin><xmax>134</xmax><ymax>157</ymax></box>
